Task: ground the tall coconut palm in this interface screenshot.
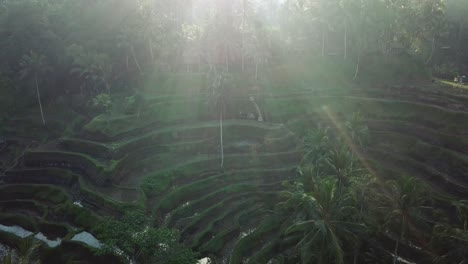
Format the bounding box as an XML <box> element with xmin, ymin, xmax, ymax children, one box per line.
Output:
<box><xmin>117</xmin><ymin>30</ymin><xmax>143</xmax><ymax>75</ymax></box>
<box><xmin>281</xmin><ymin>177</ymin><xmax>367</xmax><ymax>264</ymax></box>
<box><xmin>19</xmin><ymin>51</ymin><xmax>51</xmax><ymax>126</ymax></box>
<box><xmin>207</xmin><ymin>72</ymin><xmax>230</xmax><ymax>168</ymax></box>
<box><xmin>378</xmin><ymin>176</ymin><xmax>432</xmax><ymax>264</ymax></box>
<box><xmin>248</xmin><ymin>95</ymin><xmax>264</xmax><ymax>122</ymax></box>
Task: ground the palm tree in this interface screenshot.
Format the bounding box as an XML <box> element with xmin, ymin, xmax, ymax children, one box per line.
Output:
<box><xmin>117</xmin><ymin>30</ymin><xmax>143</xmax><ymax>75</ymax></box>
<box><xmin>248</xmin><ymin>95</ymin><xmax>264</xmax><ymax>122</ymax></box>
<box><xmin>92</xmin><ymin>93</ymin><xmax>112</xmax><ymax>127</ymax></box>
<box><xmin>207</xmin><ymin>72</ymin><xmax>230</xmax><ymax>168</ymax></box>
<box><xmin>432</xmin><ymin>223</ymin><xmax>468</xmax><ymax>264</ymax></box>
<box><xmin>345</xmin><ymin>112</ymin><xmax>369</xmax><ymax>147</ymax></box>
<box><xmin>431</xmin><ymin>200</ymin><xmax>468</xmax><ymax>263</ymax></box>
<box><xmin>324</xmin><ymin>145</ymin><xmax>361</xmax><ymax>185</ymax></box>
<box><xmin>2</xmin><ymin>237</ymin><xmax>42</xmax><ymax>264</ymax></box>
<box><xmin>348</xmin><ymin>173</ymin><xmax>380</xmax><ymax>263</ymax></box>
<box><xmin>453</xmin><ymin>199</ymin><xmax>468</xmax><ymax>231</ymax></box>
<box><xmin>66</xmin><ymin>44</ymin><xmax>112</xmax><ymax>95</ymax></box>
<box><xmin>19</xmin><ymin>51</ymin><xmax>51</xmax><ymax>126</ymax></box>
<box><xmin>280</xmin><ymin>177</ymin><xmax>367</xmax><ymax>264</ymax></box>
<box><xmin>378</xmin><ymin>176</ymin><xmax>432</xmax><ymax>264</ymax></box>
<box><xmin>1</xmin><ymin>253</ymin><xmax>12</xmax><ymax>264</ymax></box>
<box><xmin>301</xmin><ymin>126</ymin><xmax>330</xmax><ymax>166</ymax></box>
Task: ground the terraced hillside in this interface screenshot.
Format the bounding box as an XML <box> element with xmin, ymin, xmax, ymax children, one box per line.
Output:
<box><xmin>2</xmin><ymin>84</ymin><xmax>468</xmax><ymax>263</ymax></box>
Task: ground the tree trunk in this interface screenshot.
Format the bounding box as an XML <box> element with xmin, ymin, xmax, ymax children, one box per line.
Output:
<box><xmin>241</xmin><ymin>50</ymin><xmax>245</xmax><ymax>72</ymax></box>
<box><xmin>148</xmin><ymin>38</ymin><xmax>154</xmax><ymax>63</ymax></box>
<box><xmin>35</xmin><ymin>74</ymin><xmax>46</xmax><ymax>126</ymax></box>
<box><xmin>249</xmin><ymin>96</ymin><xmax>263</xmax><ymax>122</ymax></box>
<box><xmin>392</xmin><ymin>239</ymin><xmax>399</xmax><ymax>264</ymax></box>
<box><xmin>106</xmin><ymin>109</ymin><xmax>111</xmax><ymax>129</ymax></box>
<box><xmin>255</xmin><ymin>61</ymin><xmax>259</xmax><ymax>80</ymax></box>
<box><xmin>241</xmin><ymin>0</ymin><xmax>246</xmax><ymax>72</ymax></box>
<box><xmin>344</xmin><ymin>20</ymin><xmax>348</xmax><ymax>60</ymax></box>
<box><xmin>104</xmin><ymin>79</ymin><xmax>111</xmax><ymax>95</ymax></box>
<box><xmin>425</xmin><ymin>35</ymin><xmax>436</xmax><ymax>65</ymax></box>
<box><xmin>322</xmin><ymin>28</ymin><xmax>326</xmax><ymax>57</ymax></box>
<box><xmin>131</xmin><ymin>46</ymin><xmax>143</xmax><ymax>75</ymax></box>
<box><xmin>220</xmin><ymin>111</ymin><xmax>224</xmax><ymax>168</ymax></box>
<box><xmin>457</xmin><ymin>21</ymin><xmax>463</xmax><ymax>71</ymax></box>
<box><xmin>353</xmin><ymin>50</ymin><xmax>361</xmax><ymax>81</ymax></box>
<box><xmin>393</xmin><ymin>217</ymin><xmax>405</xmax><ymax>264</ymax></box>
<box><xmin>225</xmin><ymin>44</ymin><xmax>229</xmax><ymax>73</ymax></box>
<box><xmin>198</xmin><ymin>54</ymin><xmax>202</xmax><ymax>73</ymax></box>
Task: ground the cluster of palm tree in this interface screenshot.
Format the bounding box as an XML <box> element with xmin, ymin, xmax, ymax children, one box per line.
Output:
<box><xmin>1</xmin><ymin>238</ymin><xmax>41</xmax><ymax>264</ymax></box>
<box><xmin>274</xmin><ymin>115</ymin><xmax>468</xmax><ymax>263</ymax></box>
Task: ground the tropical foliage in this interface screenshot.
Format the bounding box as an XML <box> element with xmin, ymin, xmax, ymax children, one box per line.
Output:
<box><xmin>94</xmin><ymin>210</ymin><xmax>198</xmax><ymax>264</ymax></box>
<box><xmin>1</xmin><ymin>0</ymin><xmax>467</xmax><ymax>112</ymax></box>
<box><xmin>275</xmin><ymin>115</ymin><xmax>451</xmax><ymax>263</ymax></box>
<box><xmin>1</xmin><ymin>1</ymin><xmax>468</xmax><ymax>264</ymax></box>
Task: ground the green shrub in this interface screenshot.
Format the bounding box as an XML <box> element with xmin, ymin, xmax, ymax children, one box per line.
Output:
<box><xmin>94</xmin><ymin>210</ymin><xmax>198</xmax><ymax>264</ymax></box>
<box><xmin>141</xmin><ymin>170</ymin><xmax>180</xmax><ymax>197</ymax></box>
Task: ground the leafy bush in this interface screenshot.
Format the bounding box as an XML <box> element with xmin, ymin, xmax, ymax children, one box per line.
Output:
<box><xmin>92</xmin><ymin>93</ymin><xmax>112</xmax><ymax>114</ymax></box>
<box><xmin>141</xmin><ymin>170</ymin><xmax>179</xmax><ymax>197</ymax></box>
<box><xmin>124</xmin><ymin>93</ymin><xmax>146</xmax><ymax>115</ymax></box>
<box><xmin>433</xmin><ymin>63</ymin><xmax>458</xmax><ymax>79</ymax></box>
<box><xmin>94</xmin><ymin>210</ymin><xmax>198</xmax><ymax>264</ymax></box>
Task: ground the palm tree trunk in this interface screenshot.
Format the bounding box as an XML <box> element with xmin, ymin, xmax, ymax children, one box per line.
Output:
<box><xmin>344</xmin><ymin>19</ymin><xmax>348</xmax><ymax>60</ymax></box>
<box><xmin>393</xmin><ymin>238</ymin><xmax>399</xmax><ymax>264</ymax></box>
<box><xmin>104</xmin><ymin>79</ymin><xmax>111</xmax><ymax>95</ymax></box>
<box><xmin>255</xmin><ymin>61</ymin><xmax>259</xmax><ymax>80</ymax></box>
<box><xmin>393</xmin><ymin>217</ymin><xmax>405</xmax><ymax>264</ymax></box>
<box><xmin>241</xmin><ymin>0</ymin><xmax>246</xmax><ymax>72</ymax></box>
<box><xmin>353</xmin><ymin>49</ymin><xmax>361</xmax><ymax>81</ymax></box>
<box><xmin>131</xmin><ymin>46</ymin><xmax>143</xmax><ymax>75</ymax></box>
<box><xmin>322</xmin><ymin>29</ymin><xmax>326</xmax><ymax>57</ymax></box>
<box><xmin>35</xmin><ymin>74</ymin><xmax>46</xmax><ymax>126</ymax></box>
<box><xmin>220</xmin><ymin>111</ymin><xmax>224</xmax><ymax>168</ymax></box>
<box><xmin>225</xmin><ymin>44</ymin><xmax>229</xmax><ymax>73</ymax></box>
<box><xmin>425</xmin><ymin>35</ymin><xmax>436</xmax><ymax>65</ymax></box>
<box><xmin>249</xmin><ymin>96</ymin><xmax>263</xmax><ymax>122</ymax></box>
<box><xmin>106</xmin><ymin>109</ymin><xmax>111</xmax><ymax>128</ymax></box>
<box><xmin>457</xmin><ymin>21</ymin><xmax>463</xmax><ymax>70</ymax></box>
<box><xmin>241</xmin><ymin>48</ymin><xmax>245</xmax><ymax>72</ymax></box>
<box><xmin>198</xmin><ymin>54</ymin><xmax>202</xmax><ymax>73</ymax></box>
<box><xmin>148</xmin><ymin>38</ymin><xmax>154</xmax><ymax>63</ymax></box>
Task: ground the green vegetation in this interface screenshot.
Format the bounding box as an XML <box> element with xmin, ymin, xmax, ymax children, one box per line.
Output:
<box><xmin>2</xmin><ymin>0</ymin><xmax>468</xmax><ymax>263</ymax></box>
<box><xmin>141</xmin><ymin>170</ymin><xmax>178</xmax><ymax>197</ymax></box>
<box><xmin>94</xmin><ymin>211</ymin><xmax>198</xmax><ymax>264</ymax></box>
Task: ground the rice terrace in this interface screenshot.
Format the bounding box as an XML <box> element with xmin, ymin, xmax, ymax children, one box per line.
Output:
<box><xmin>1</xmin><ymin>0</ymin><xmax>468</xmax><ymax>263</ymax></box>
